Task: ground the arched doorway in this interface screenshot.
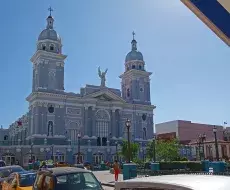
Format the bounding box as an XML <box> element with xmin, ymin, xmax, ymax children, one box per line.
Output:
<box><xmin>73</xmin><ymin>153</ymin><xmax>84</xmax><ymax>164</ymax></box>
<box><xmin>95</xmin><ymin>109</ymin><xmax>110</xmax><ymax>146</ymax></box>
<box><xmin>2</xmin><ymin>152</ymin><xmax>15</xmax><ymax>165</ymax></box>
<box><xmin>112</xmin><ymin>154</ymin><xmax>123</xmax><ymax>162</ymax></box>
<box><xmin>93</xmin><ymin>152</ymin><xmax>104</xmax><ymax>164</ymax></box>
<box><xmin>54</xmin><ymin>152</ymin><xmax>65</xmax><ymax>163</ymax></box>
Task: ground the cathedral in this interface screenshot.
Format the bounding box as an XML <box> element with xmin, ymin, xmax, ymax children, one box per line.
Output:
<box><xmin>0</xmin><ymin>10</ymin><xmax>155</xmax><ymax>166</ymax></box>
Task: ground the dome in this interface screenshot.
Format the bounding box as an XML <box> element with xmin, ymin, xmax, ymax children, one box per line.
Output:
<box><xmin>125</xmin><ymin>33</ymin><xmax>144</xmax><ymax>62</ymax></box>
<box><xmin>37</xmin><ymin>15</ymin><xmax>61</xmax><ymax>43</ymax></box>
<box><xmin>38</xmin><ymin>29</ymin><xmax>61</xmax><ymax>42</ymax></box>
<box><xmin>125</xmin><ymin>50</ymin><xmax>143</xmax><ymax>62</ymax></box>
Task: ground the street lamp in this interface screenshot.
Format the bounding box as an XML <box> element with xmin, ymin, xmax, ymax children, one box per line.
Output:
<box><xmin>197</xmin><ymin>133</ymin><xmax>206</xmax><ymax>160</ymax></box>
<box><xmin>125</xmin><ymin>119</ymin><xmax>131</xmax><ymax>163</ymax></box>
<box><xmin>30</xmin><ymin>143</ymin><xmax>34</xmax><ymax>162</ymax></box>
<box><xmin>51</xmin><ymin>144</ymin><xmax>54</xmax><ymax>161</ymax></box>
<box><xmin>77</xmin><ymin>133</ymin><xmax>81</xmax><ymax>164</ymax></box>
<box><xmin>153</xmin><ymin>135</ymin><xmax>156</xmax><ymax>162</ymax></box>
<box><xmin>213</xmin><ymin>125</ymin><xmax>219</xmax><ymax>161</ymax></box>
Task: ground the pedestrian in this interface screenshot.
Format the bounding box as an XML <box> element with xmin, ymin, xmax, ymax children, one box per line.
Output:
<box><xmin>113</xmin><ymin>160</ymin><xmax>120</xmax><ymax>182</ymax></box>
<box><xmin>39</xmin><ymin>161</ymin><xmax>47</xmax><ymax>169</ymax></box>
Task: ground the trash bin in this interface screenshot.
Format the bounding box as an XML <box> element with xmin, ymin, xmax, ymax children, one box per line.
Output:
<box><xmin>101</xmin><ymin>163</ymin><xmax>105</xmax><ymax>170</ymax></box>
<box><xmin>28</xmin><ymin>163</ymin><xmax>33</xmax><ymax>170</ymax></box>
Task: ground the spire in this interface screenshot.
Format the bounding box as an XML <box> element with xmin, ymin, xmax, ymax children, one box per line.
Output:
<box><xmin>131</xmin><ymin>31</ymin><xmax>137</xmax><ymax>51</ymax></box>
<box><xmin>48</xmin><ymin>6</ymin><xmax>53</xmax><ymax>17</ymax></box>
<box><xmin>46</xmin><ymin>7</ymin><xmax>54</xmax><ymax>29</ymax></box>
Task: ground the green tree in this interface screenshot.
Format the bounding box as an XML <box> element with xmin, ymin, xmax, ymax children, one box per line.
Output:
<box><xmin>120</xmin><ymin>140</ymin><xmax>139</xmax><ymax>162</ymax></box>
<box><xmin>147</xmin><ymin>138</ymin><xmax>181</xmax><ymax>161</ymax></box>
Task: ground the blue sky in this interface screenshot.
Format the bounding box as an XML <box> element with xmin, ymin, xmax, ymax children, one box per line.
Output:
<box><xmin>0</xmin><ymin>0</ymin><xmax>229</xmax><ymax>127</ymax></box>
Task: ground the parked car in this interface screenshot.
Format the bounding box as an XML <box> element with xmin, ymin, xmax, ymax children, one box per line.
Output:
<box><xmin>115</xmin><ymin>174</ymin><xmax>230</xmax><ymax>190</ymax></box>
<box><xmin>0</xmin><ymin>161</ymin><xmax>6</xmax><ymax>168</ymax></box>
<box><xmin>2</xmin><ymin>171</ymin><xmax>36</xmax><ymax>190</ymax></box>
<box><xmin>0</xmin><ymin>166</ymin><xmax>25</xmax><ymax>189</ymax></box>
<box><xmin>33</xmin><ymin>167</ymin><xmax>102</xmax><ymax>190</ymax></box>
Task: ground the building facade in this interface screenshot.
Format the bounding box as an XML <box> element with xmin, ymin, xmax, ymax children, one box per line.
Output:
<box><xmin>0</xmin><ymin>12</ymin><xmax>155</xmax><ymax>166</ymax></box>
<box><xmin>155</xmin><ymin>120</ymin><xmax>224</xmax><ymax>142</ymax></box>
<box><xmin>155</xmin><ymin>120</ymin><xmax>230</xmax><ymax>160</ymax></box>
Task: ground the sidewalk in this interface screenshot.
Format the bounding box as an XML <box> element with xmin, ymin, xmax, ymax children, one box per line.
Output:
<box><xmin>93</xmin><ymin>170</ymin><xmax>123</xmax><ymax>187</ymax></box>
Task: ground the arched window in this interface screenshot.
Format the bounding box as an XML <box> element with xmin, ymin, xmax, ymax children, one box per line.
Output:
<box><xmin>67</xmin><ymin>122</ymin><xmax>81</xmax><ymax>144</ymax></box>
<box><xmin>47</xmin><ymin>121</ymin><xmax>54</xmax><ymax>136</ymax></box>
<box><xmin>143</xmin><ymin>127</ymin><xmax>147</xmax><ymax>139</ymax></box>
<box><xmin>132</xmin><ymin>65</ymin><xmax>135</xmax><ymax>69</ymax></box>
<box><xmin>42</xmin><ymin>44</ymin><xmax>46</xmax><ymax>50</ymax></box>
<box><xmin>50</xmin><ymin>44</ymin><xmax>54</xmax><ymax>51</ymax></box>
<box><xmin>95</xmin><ymin>110</ymin><xmax>110</xmax><ymax>146</ymax></box>
<box><xmin>127</xmin><ymin>89</ymin><xmax>130</xmax><ymax>97</ymax></box>
<box><xmin>3</xmin><ymin>135</ymin><xmax>8</xmax><ymax>141</ymax></box>
<box><xmin>139</xmin><ymin>65</ymin><xmax>142</xmax><ymax>70</ymax></box>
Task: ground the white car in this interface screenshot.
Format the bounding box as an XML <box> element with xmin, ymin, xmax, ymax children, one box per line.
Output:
<box><xmin>115</xmin><ymin>174</ymin><xmax>230</xmax><ymax>190</ymax></box>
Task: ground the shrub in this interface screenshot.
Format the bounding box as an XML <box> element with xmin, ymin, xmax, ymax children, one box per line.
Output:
<box><xmin>159</xmin><ymin>161</ymin><xmax>202</xmax><ymax>171</ymax></box>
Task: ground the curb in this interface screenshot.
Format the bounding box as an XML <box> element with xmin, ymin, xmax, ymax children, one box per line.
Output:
<box><xmin>101</xmin><ymin>182</ymin><xmax>115</xmax><ymax>187</ymax></box>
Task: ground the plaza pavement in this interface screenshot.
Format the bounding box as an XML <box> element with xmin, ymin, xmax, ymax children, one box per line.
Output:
<box><xmin>93</xmin><ymin>170</ymin><xmax>123</xmax><ymax>187</ymax></box>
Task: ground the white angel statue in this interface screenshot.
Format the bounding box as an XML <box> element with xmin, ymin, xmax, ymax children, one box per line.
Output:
<box><xmin>98</xmin><ymin>67</ymin><xmax>108</xmax><ymax>87</ymax></box>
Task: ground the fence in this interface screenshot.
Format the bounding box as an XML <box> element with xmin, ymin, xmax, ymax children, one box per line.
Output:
<box><xmin>136</xmin><ymin>169</ymin><xmax>230</xmax><ymax>177</ymax></box>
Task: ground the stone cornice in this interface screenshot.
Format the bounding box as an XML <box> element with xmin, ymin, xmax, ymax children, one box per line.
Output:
<box><xmin>26</xmin><ymin>92</ymin><xmax>67</xmax><ymax>102</ymax></box>
<box><xmin>119</xmin><ymin>69</ymin><xmax>152</xmax><ymax>79</ymax></box>
<box><xmin>83</xmin><ymin>88</ymin><xmax>126</xmax><ymax>103</ymax></box>
<box><xmin>30</xmin><ymin>50</ymin><xmax>67</xmax><ymax>63</ymax></box>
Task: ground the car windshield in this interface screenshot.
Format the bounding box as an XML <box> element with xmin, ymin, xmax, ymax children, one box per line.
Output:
<box><xmin>19</xmin><ymin>173</ymin><xmax>36</xmax><ymax>187</ymax></box>
<box><xmin>55</xmin><ymin>172</ymin><xmax>102</xmax><ymax>190</ymax></box>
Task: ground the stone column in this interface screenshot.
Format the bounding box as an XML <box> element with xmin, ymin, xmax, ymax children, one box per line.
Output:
<box><xmin>112</xmin><ymin>109</ymin><xmax>116</xmax><ymax>138</ymax></box>
<box><xmin>218</xmin><ymin>144</ymin><xmax>222</xmax><ymax>159</ymax></box>
<box><xmin>203</xmin><ymin>144</ymin><xmax>207</xmax><ymax>159</ymax></box>
<box><xmin>84</xmin><ymin>106</ymin><xmax>88</xmax><ymax>136</ymax></box>
<box><xmin>92</xmin><ymin>107</ymin><xmax>96</xmax><ymax>137</ymax></box>
<box><xmin>35</xmin><ymin>113</ymin><xmax>39</xmax><ymax>134</ymax></box>
<box><xmin>227</xmin><ymin>145</ymin><xmax>230</xmax><ymax>158</ymax></box>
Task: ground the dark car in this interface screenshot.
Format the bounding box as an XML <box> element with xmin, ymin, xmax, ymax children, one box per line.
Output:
<box><xmin>0</xmin><ymin>165</ymin><xmax>25</xmax><ymax>189</ymax></box>
<box><xmin>33</xmin><ymin>167</ymin><xmax>102</xmax><ymax>190</ymax></box>
<box><xmin>0</xmin><ymin>161</ymin><xmax>6</xmax><ymax>168</ymax></box>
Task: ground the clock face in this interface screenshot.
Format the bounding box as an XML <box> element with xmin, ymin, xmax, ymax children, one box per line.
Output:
<box><xmin>48</xmin><ymin>106</ymin><xmax>54</xmax><ymax>113</ymax></box>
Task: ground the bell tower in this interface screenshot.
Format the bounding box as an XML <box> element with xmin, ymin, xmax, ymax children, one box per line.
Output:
<box><xmin>30</xmin><ymin>7</ymin><xmax>67</xmax><ymax>92</ymax></box>
<box><xmin>120</xmin><ymin>32</ymin><xmax>152</xmax><ymax>105</ymax></box>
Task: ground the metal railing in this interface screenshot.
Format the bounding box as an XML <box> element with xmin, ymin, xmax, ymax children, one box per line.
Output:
<box><xmin>136</xmin><ymin>169</ymin><xmax>230</xmax><ymax>176</ymax></box>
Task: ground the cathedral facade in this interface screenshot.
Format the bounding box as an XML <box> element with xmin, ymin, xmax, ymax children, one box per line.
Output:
<box><xmin>0</xmin><ymin>12</ymin><xmax>155</xmax><ymax>166</ymax></box>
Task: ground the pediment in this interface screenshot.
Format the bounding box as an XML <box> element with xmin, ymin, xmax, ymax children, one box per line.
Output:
<box><xmin>83</xmin><ymin>89</ymin><xmax>125</xmax><ymax>103</ymax></box>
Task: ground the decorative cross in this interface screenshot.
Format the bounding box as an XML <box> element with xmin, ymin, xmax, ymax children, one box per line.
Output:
<box><xmin>132</xmin><ymin>31</ymin><xmax>135</xmax><ymax>40</ymax></box>
<box><xmin>48</xmin><ymin>6</ymin><xmax>54</xmax><ymax>16</ymax></box>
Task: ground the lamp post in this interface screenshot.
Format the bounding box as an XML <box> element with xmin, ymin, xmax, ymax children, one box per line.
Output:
<box><xmin>30</xmin><ymin>143</ymin><xmax>34</xmax><ymax>162</ymax></box>
<box><xmin>213</xmin><ymin>125</ymin><xmax>219</xmax><ymax>161</ymax></box>
<box><xmin>197</xmin><ymin>133</ymin><xmax>206</xmax><ymax>160</ymax></box>
<box><xmin>51</xmin><ymin>144</ymin><xmax>54</xmax><ymax>161</ymax></box>
<box><xmin>153</xmin><ymin>135</ymin><xmax>156</xmax><ymax>162</ymax></box>
<box><xmin>77</xmin><ymin>133</ymin><xmax>81</xmax><ymax>164</ymax></box>
<box><xmin>125</xmin><ymin>119</ymin><xmax>131</xmax><ymax>163</ymax></box>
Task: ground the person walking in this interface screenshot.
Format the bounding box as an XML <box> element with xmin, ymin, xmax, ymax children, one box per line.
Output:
<box><xmin>113</xmin><ymin>160</ymin><xmax>120</xmax><ymax>182</ymax></box>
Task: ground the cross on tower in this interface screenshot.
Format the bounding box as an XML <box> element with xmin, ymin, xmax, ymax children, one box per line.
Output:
<box><xmin>48</xmin><ymin>6</ymin><xmax>53</xmax><ymax>16</ymax></box>
<box><xmin>132</xmin><ymin>31</ymin><xmax>136</xmax><ymax>40</ymax></box>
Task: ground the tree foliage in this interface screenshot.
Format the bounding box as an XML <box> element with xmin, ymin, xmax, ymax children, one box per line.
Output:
<box><xmin>120</xmin><ymin>140</ymin><xmax>139</xmax><ymax>161</ymax></box>
<box><xmin>147</xmin><ymin>138</ymin><xmax>181</xmax><ymax>161</ymax></box>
